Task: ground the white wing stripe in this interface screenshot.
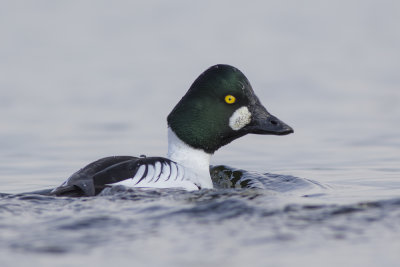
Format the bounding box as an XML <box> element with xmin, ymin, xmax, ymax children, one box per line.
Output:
<box><xmin>110</xmin><ymin>159</ymin><xmax>199</xmax><ymax>190</ymax></box>
<box><xmin>158</xmin><ymin>162</ymin><xmax>170</xmax><ymax>182</ymax></box>
<box><xmin>169</xmin><ymin>163</ymin><xmax>177</xmax><ymax>181</ymax></box>
<box><xmin>132</xmin><ymin>165</ymin><xmax>146</xmax><ymax>182</ymax></box>
<box><xmin>176</xmin><ymin>164</ymin><xmax>184</xmax><ymax>181</ymax></box>
<box><xmin>146</xmin><ymin>164</ymin><xmax>155</xmax><ymax>183</ymax></box>
<box><xmin>152</xmin><ymin>162</ymin><xmax>162</xmax><ymax>182</ymax></box>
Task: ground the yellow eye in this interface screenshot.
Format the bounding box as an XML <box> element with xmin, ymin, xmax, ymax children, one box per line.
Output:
<box><xmin>225</xmin><ymin>95</ymin><xmax>236</xmax><ymax>104</ymax></box>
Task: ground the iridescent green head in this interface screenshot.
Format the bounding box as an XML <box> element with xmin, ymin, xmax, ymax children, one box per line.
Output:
<box><xmin>167</xmin><ymin>64</ymin><xmax>293</xmax><ymax>154</ymax></box>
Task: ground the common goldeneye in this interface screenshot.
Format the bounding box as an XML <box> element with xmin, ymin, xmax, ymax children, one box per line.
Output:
<box><xmin>51</xmin><ymin>64</ymin><xmax>293</xmax><ymax>196</ymax></box>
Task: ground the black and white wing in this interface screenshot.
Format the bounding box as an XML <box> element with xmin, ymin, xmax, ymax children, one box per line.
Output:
<box><xmin>51</xmin><ymin>156</ymin><xmax>199</xmax><ymax>197</ymax></box>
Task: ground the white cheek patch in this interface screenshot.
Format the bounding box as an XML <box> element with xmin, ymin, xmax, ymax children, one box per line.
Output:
<box><xmin>229</xmin><ymin>106</ymin><xmax>252</xmax><ymax>130</ymax></box>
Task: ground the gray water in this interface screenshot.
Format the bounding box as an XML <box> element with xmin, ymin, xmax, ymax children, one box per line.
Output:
<box><xmin>1</xmin><ymin>1</ymin><xmax>400</xmax><ymax>266</ymax></box>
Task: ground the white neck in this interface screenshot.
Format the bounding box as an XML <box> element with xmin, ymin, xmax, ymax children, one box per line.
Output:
<box><xmin>167</xmin><ymin>128</ymin><xmax>213</xmax><ymax>189</ymax></box>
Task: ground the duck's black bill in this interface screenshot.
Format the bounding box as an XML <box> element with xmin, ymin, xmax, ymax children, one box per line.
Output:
<box><xmin>245</xmin><ymin>103</ymin><xmax>294</xmax><ymax>136</ymax></box>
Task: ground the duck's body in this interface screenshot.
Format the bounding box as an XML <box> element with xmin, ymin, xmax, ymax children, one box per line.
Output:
<box><xmin>51</xmin><ymin>64</ymin><xmax>293</xmax><ymax>197</ymax></box>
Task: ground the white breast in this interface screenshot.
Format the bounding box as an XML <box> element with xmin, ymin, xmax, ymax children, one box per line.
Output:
<box><xmin>167</xmin><ymin>128</ymin><xmax>213</xmax><ymax>189</ymax></box>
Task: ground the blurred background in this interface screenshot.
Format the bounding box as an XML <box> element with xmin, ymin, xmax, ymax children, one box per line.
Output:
<box><xmin>0</xmin><ymin>0</ymin><xmax>399</xmax><ymax>194</ymax></box>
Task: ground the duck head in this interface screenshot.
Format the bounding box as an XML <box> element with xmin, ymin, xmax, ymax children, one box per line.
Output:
<box><xmin>167</xmin><ymin>64</ymin><xmax>293</xmax><ymax>154</ymax></box>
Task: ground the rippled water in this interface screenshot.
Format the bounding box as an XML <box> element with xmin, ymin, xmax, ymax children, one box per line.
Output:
<box><xmin>1</xmin><ymin>1</ymin><xmax>400</xmax><ymax>267</ymax></box>
<box><xmin>1</xmin><ymin>184</ymin><xmax>400</xmax><ymax>266</ymax></box>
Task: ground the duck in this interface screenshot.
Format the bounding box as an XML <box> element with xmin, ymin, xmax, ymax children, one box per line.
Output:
<box><xmin>50</xmin><ymin>64</ymin><xmax>293</xmax><ymax>197</ymax></box>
